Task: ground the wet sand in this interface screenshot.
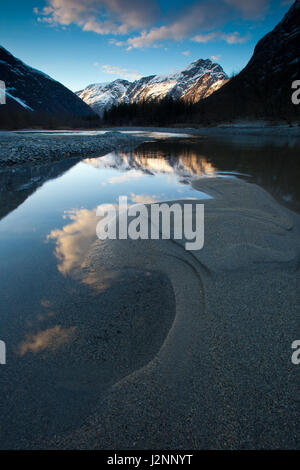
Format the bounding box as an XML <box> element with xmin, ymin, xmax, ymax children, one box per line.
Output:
<box><xmin>49</xmin><ymin>178</ymin><xmax>300</xmax><ymax>449</ymax></box>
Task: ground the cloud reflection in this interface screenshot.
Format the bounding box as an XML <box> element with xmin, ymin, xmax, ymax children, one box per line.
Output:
<box><xmin>129</xmin><ymin>193</ymin><xmax>160</xmax><ymax>204</ymax></box>
<box><xmin>18</xmin><ymin>326</ymin><xmax>76</xmax><ymax>356</ymax></box>
<box><xmin>108</xmin><ymin>170</ymin><xmax>143</xmax><ymax>184</ymax></box>
<box><xmin>47</xmin><ymin>208</ymin><xmax>117</xmax><ymax>292</ymax></box>
<box><xmin>47</xmin><ymin>148</ymin><xmax>217</xmax><ymax>290</ymax></box>
<box><xmin>47</xmin><ymin>208</ymin><xmax>98</xmax><ymax>277</ymax></box>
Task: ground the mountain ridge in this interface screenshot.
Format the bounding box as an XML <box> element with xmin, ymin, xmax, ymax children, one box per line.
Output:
<box><xmin>77</xmin><ymin>59</ymin><xmax>228</xmax><ymax>116</ymax></box>
<box><xmin>0</xmin><ymin>45</ymin><xmax>96</xmax><ymax>124</ymax></box>
<box><xmin>194</xmin><ymin>0</ymin><xmax>300</xmax><ymax>122</ymax></box>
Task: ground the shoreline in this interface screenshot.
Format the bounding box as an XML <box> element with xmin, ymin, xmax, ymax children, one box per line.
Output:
<box><xmin>0</xmin><ymin>124</ymin><xmax>299</xmax><ymax>169</ymax></box>
<box><xmin>0</xmin><ymin>131</ymin><xmax>145</xmax><ymax>168</ymax></box>
<box><xmin>108</xmin><ymin>123</ymin><xmax>300</xmax><ymax>139</ymax></box>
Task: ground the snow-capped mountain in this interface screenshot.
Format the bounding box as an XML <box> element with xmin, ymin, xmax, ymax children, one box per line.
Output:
<box><xmin>78</xmin><ymin>79</ymin><xmax>131</xmax><ymax>116</ymax></box>
<box><xmin>77</xmin><ymin>59</ymin><xmax>228</xmax><ymax>116</ymax></box>
<box><xmin>0</xmin><ymin>46</ymin><xmax>95</xmax><ymax>118</ymax></box>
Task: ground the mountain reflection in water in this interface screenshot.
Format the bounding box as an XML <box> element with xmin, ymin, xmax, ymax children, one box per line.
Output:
<box><xmin>0</xmin><ymin>137</ymin><xmax>299</xmax><ymax>227</ymax></box>
<box><xmin>83</xmin><ymin>138</ymin><xmax>300</xmax><ymax>212</ymax></box>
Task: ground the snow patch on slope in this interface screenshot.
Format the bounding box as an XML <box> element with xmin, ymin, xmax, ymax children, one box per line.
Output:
<box><xmin>6</xmin><ymin>91</ymin><xmax>34</xmax><ymax>111</ymax></box>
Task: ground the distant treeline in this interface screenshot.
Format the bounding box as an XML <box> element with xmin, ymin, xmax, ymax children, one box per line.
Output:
<box><xmin>0</xmin><ymin>106</ymin><xmax>101</xmax><ymax>130</ymax></box>
<box><xmin>102</xmin><ymin>61</ymin><xmax>300</xmax><ymax>127</ymax></box>
<box><xmin>103</xmin><ymin>97</ymin><xmax>195</xmax><ymax>126</ymax></box>
<box><xmin>103</xmin><ymin>81</ymin><xmax>299</xmax><ymax>127</ymax></box>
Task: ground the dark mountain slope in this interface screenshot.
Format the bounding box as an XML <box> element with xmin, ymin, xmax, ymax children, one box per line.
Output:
<box><xmin>0</xmin><ymin>46</ymin><xmax>97</xmax><ymax>128</ymax></box>
<box><xmin>196</xmin><ymin>0</ymin><xmax>300</xmax><ymax>122</ymax></box>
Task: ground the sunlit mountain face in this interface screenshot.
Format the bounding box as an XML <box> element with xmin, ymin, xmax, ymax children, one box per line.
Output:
<box><xmin>77</xmin><ymin>59</ymin><xmax>228</xmax><ymax>116</ymax></box>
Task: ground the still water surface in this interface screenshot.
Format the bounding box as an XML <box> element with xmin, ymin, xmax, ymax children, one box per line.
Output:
<box><xmin>0</xmin><ymin>133</ymin><xmax>299</xmax><ymax>448</ymax></box>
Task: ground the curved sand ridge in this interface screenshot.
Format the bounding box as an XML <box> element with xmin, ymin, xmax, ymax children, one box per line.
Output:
<box><xmin>54</xmin><ymin>178</ymin><xmax>300</xmax><ymax>449</ymax></box>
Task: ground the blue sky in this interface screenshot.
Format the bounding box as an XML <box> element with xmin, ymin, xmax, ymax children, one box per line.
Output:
<box><xmin>0</xmin><ymin>0</ymin><xmax>294</xmax><ymax>92</ymax></box>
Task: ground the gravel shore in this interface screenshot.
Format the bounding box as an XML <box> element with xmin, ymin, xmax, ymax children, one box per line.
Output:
<box><xmin>0</xmin><ymin>123</ymin><xmax>300</xmax><ymax>168</ymax></box>
<box><xmin>1</xmin><ymin>123</ymin><xmax>299</xmax><ymax>169</ymax></box>
<box><xmin>0</xmin><ymin>131</ymin><xmax>144</xmax><ymax>168</ymax></box>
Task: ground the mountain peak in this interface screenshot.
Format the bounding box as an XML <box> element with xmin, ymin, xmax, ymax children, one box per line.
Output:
<box><xmin>78</xmin><ymin>59</ymin><xmax>228</xmax><ymax>116</ymax></box>
<box><xmin>190</xmin><ymin>58</ymin><xmax>213</xmax><ymax>66</ymax></box>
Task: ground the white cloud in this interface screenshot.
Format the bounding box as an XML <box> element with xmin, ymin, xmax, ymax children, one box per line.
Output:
<box><xmin>109</xmin><ymin>38</ymin><xmax>127</xmax><ymax>47</ymax></box>
<box><xmin>223</xmin><ymin>31</ymin><xmax>251</xmax><ymax>44</ymax></box>
<box><xmin>93</xmin><ymin>60</ymin><xmax>142</xmax><ymax>79</ymax></box>
<box><xmin>34</xmin><ymin>0</ymin><xmax>268</xmax><ymax>48</ymax></box>
<box><xmin>101</xmin><ymin>64</ymin><xmax>142</xmax><ymax>80</ymax></box>
<box><xmin>193</xmin><ymin>31</ymin><xmax>251</xmax><ymax>44</ymax></box>
<box><xmin>192</xmin><ymin>32</ymin><xmax>219</xmax><ymax>43</ymax></box>
<box><xmin>125</xmin><ymin>1</ymin><xmax>226</xmax><ymax>48</ymax></box>
<box><xmin>211</xmin><ymin>55</ymin><xmax>221</xmax><ymax>61</ymax></box>
<box><xmin>118</xmin><ymin>0</ymin><xmax>256</xmax><ymax>49</ymax></box>
<box><xmin>223</xmin><ymin>0</ymin><xmax>270</xmax><ymax>18</ymax></box>
<box><xmin>182</xmin><ymin>50</ymin><xmax>191</xmax><ymax>56</ymax></box>
<box><xmin>34</xmin><ymin>0</ymin><xmax>160</xmax><ymax>34</ymax></box>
